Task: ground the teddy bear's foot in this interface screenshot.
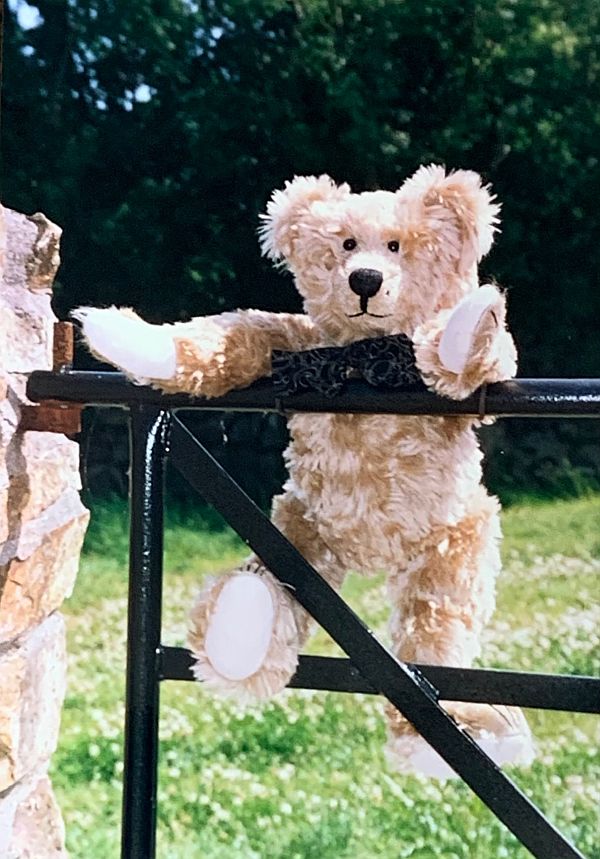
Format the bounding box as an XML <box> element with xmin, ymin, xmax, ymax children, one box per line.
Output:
<box><xmin>72</xmin><ymin>306</ymin><xmax>177</xmax><ymax>380</ymax></box>
<box><xmin>188</xmin><ymin>565</ymin><xmax>300</xmax><ymax>703</ymax></box>
<box><xmin>385</xmin><ymin>701</ymin><xmax>534</xmax><ymax>780</ymax></box>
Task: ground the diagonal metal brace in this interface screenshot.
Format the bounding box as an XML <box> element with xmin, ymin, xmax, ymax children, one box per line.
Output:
<box><xmin>170</xmin><ymin>414</ymin><xmax>586</xmax><ymax>859</ymax></box>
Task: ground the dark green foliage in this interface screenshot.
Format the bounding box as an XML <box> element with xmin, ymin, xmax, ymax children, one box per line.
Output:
<box><xmin>4</xmin><ymin>0</ymin><xmax>599</xmax><ymax>497</ymax></box>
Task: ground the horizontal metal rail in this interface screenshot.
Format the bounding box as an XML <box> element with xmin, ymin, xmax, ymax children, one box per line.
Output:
<box><xmin>160</xmin><ymin>648</ymin><xmax>600</xmax><ymax>713</ymax></box>
<box><xmin>27</xmin><ymin>371</ymin><xmax>600</xmax><ymax>416</ymax></box>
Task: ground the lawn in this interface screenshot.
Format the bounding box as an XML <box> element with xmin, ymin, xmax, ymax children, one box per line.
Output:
<box><xmin>53</xmin><ymin>494</ymin><xmax>599</xmax><ymax>859</ymax></box>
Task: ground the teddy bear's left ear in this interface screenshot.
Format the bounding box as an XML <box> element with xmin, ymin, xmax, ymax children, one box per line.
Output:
<box><xmin>259</xmin><ymin>175</ymin><xmax>351</xmax><ymax>263</ymax></box>
<box><xmin>397</xmin><ymin>165</ymin><xmax>500</xmax><ymax>275</ymax></box>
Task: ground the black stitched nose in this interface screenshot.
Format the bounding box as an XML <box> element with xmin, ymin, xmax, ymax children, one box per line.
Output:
<box><xmin>348</xmin><ymin>268</ymin><xmax>383</xmax><ymax>298</ymax></box>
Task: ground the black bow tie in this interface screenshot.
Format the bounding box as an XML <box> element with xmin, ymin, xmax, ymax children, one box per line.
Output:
<box><xmin>271</xmin><ymin>334</ymin><xmax>424</xmax><ymax>397</ymax></box>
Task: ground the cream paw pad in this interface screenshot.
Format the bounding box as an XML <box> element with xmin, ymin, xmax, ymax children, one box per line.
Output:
<box><xmin>439</xmin><ymin>286</ymin><xmax>503</xmax><ymax>374</ymax></box>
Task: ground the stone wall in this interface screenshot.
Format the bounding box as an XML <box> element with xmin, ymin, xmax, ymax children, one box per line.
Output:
<box><xmin>0</xmin><ymin>207</ymin><xmax>89</xmax><ymax>857</ymax></box>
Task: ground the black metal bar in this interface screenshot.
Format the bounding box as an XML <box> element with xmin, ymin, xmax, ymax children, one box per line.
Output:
<box><xmin>28</xmin><ymin>369</ymin><xmax>596</xmax><ymax>855</ymax></box>
<box><xmin>169</xmin><ymin>414</ymin><xmax>586</xmax><ymax>859</ymax></box>
<box><xmin>26</xmin><ymin>370</ymin><xmax>600</xmax><ymax>417</ymax></box>
<box><xmin>159</xmin><ymin>648</ymin><xmax>600</xmax><ymax>713</ymax></box>
<box><xmin>121</xmin><ymin>407</ymin><xmax>171</xmax><ymax>859</ymax></box>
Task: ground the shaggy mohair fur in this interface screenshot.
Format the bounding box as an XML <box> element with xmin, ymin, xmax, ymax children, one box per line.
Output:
<box><xmin>76</xmin><ymin>165</ymin><xmax>534</xmax><ymax>776</ymax></box>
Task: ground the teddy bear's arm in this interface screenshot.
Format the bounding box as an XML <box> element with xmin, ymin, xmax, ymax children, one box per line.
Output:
<box><xmin>413</xmin><ymin>285</ymin><xmax>518</xmax><ymax>401</ymax></box>
<box><xmin>162</xmin><ymin>309</ymin><xmax>322</xmax><ymax>398</ymax></box>
<box><xmin>74</xmin><ymin>306</ymin><xmax>321</xmax><ymax>398</ymax></box>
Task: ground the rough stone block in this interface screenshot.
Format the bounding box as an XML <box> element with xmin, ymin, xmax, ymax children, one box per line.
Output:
<box><xmin>5</xmin><ymin>432</ymin><xmax>82</xmax><ymax>525</ymax></box>
<box><xmin>0</xmin><ymin>305</ymin><xmax>53</xmax><ymax>376</ymax></box>
<box><xmin>0</xmin><ymin>774</ymin><xmax>32</xmax><ymax>856</ymax></box>
<box><xmin>0</xmin><ymin>204</ymin><xmax>83</xmax><ymax>854</ymax></box>
<box><xmin>0</xmin><ymin>209</ymin><xmax>60</xmax><ymax>375</ymax></box>
<box><xmin>0</xmin><ymin>488</ymin><xmax>8</xmax><ymax>545</ymax></box>
<box><xmin>7</xmin><ymin>774</ymin><xmax>67</xmax><ymax>858</ymax></box>
<box><xmin>0</xmin><ymin>492</ymin><xmax>89</xmax><ymax>643</ymax></box>
<box><xmin>0</xmin><ymin>613</ymin><xmax>66</xmax><ymax>793</ymax></box>
<box><xmin>0</xmin><ymin>394</ymin><xmax>20</xmax><ymax>452</ymax></box>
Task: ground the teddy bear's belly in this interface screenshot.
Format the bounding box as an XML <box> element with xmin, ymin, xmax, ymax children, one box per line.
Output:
<box><xmin>284</xmin><ymin>413</ymin><xmax>484</xmax><ymax>574</ymax></box>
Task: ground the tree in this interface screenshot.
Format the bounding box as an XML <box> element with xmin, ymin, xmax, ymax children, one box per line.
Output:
<box><xmin>3</xmin><ymin>0</ymin><xmax>599</xmax><ymax>496</ymax></box>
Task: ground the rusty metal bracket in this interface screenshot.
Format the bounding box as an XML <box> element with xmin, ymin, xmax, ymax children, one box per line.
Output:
<box><xmin>19</xmin><ymin>322</ymin><xmax>83</xmax><ymax>435</ymax></box>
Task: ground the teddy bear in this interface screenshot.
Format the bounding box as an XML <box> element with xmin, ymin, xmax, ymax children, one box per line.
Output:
<box><xmin>75</xmin><ymin>165</ymin><xmax>534</xmax><ymax>778</ymax></box>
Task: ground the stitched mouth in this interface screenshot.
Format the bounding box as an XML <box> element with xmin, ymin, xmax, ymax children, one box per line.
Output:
<box><xmin>347</xmin><ymin>293</ymin><xmax>390</xmax><ymax>319</ymax></box>
<box><xmin>346</xmin><ymin>311</ymin><xmax>391</xmax><ymax>319</ymax></box>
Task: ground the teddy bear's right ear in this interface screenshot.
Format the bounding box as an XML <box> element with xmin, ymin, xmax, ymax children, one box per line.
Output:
<box><xmin>396</xmin><ymin>165</ymin><xmax>500</xmax><ymax>276</ymax></box>
<box><xmin>259</xmin><ymin>175</ymin><xmax>351</xmax><ymax>263</ymax></box>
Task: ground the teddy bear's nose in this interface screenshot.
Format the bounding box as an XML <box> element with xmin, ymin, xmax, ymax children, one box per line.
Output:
<box><xmin>349</xmin><ymin>268</ymin><xmax>383</xmax><ymax>299</ymax></box>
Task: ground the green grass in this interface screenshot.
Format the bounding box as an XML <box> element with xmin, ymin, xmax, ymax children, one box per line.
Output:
<box><xmin>53</xmin><ymin>495</ymin><xmax>600</xmax><ymax>859</ymax></box>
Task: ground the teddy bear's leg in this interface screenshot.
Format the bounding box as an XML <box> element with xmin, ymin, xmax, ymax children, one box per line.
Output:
<box><xmin>189</xmin><ymin>492</ymin><xmax>346</xmax><ymax>702</ymax></box>
<box><xmin>385</xmin><ymin>489</ymin><xmax>534</xmax><ymax>778</ymax></box>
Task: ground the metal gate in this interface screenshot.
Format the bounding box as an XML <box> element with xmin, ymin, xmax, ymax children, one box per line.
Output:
<box><xmin>27</xmin><ymin>370</ymin><xmax>600</xmax><ymax>859</ymax></box>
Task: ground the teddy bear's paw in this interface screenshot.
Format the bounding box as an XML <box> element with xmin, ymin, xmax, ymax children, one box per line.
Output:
<box><xmin>438</xmin><ymin>285</ymin><xmax>505</xmax><ymax>375</ymax></box>
<box><xmin>189</xmin><ymin>569</ymin><xmax>300</xmax><ymax>703</ymax></box>
<box><xmin>385</xmin><ymin>702</ymin><xmax>534</xmax><ymax>780</ymax></box>
<box><xmin>72</xmin><ymin>306</ymin><xmax>177</xmax><ymax>381</ymax></box>
<box><xmin>204</xmin><ymin>574</ymin><xmax>275</xmax><ymax>681</ymax></box>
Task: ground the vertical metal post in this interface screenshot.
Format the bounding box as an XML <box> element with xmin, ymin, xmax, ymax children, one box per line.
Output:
<box><xmin>121</xmin><ymin>406</ymin><xmax>171</xmax><ymax>859</ymax></box>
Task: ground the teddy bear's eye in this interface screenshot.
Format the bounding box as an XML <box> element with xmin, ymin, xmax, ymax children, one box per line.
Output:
<box><xmin>387</xmin><ymin>240</ymin><xmax>400</xmax><ymax>253</ymax></box>
<box><xmin>343</xmin><ymin>238</ymin><xmax>357</xmax><ymax>251</ymax></box>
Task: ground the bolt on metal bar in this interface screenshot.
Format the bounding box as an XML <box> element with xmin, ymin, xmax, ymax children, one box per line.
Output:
<box><xmin>169</xmin><ymin>414</ymin><xmax>586</xmax><ymax>859</ymax></box>
<box><xmin>159</xmin><ymin>648</ymin><xmax>600</xmax><ymax>713</ymax></box>
<box><xmin>121</xmin><ymin>407</ymin><xmax>171</xmax><ymax>859</ymax></box>
<box><xmin>26</xmin><ymin>370</ymin><xmax>600</xmax><ymax>417</ymax></box>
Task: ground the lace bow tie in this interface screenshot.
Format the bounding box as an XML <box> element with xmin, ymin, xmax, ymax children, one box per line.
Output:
<box><xmin>271</xmin><ymin>334</ymin><xmax>424</xmax><ymax>397</ymax></box>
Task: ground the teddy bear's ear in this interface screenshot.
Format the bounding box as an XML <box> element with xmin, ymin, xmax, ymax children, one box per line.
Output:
<box><xmin>259</xmin><ymin>175</ymin><xmax>351</xmax><ymax>263</ymax></box>
<box><xmin>397</xmin><ymin>165</ymin><xmax>500</xmax><ymax>275</ymax></box>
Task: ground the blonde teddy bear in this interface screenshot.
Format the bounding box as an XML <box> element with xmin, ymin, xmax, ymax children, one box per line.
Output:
<box><xmin>76</xmin><ymin>165</ymin><xmax>534</xmax><ymax>778</ymax></box>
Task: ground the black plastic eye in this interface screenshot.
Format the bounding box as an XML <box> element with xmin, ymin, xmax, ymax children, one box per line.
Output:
<box><xmin>387</xmin><ymin>240</ymin><xmax>400</xmax><ymax>253</ymax></box>
<box><xmin>343</xmin><ymin>238</ymin><xmax>357</xmax><ymax>251</ymax></box>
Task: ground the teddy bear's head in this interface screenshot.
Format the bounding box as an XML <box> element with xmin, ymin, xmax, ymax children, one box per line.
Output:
<box><xmin>260</xmin><ymin>165</ymin><xmax>499</xmax><ymax>344</ymax></box>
